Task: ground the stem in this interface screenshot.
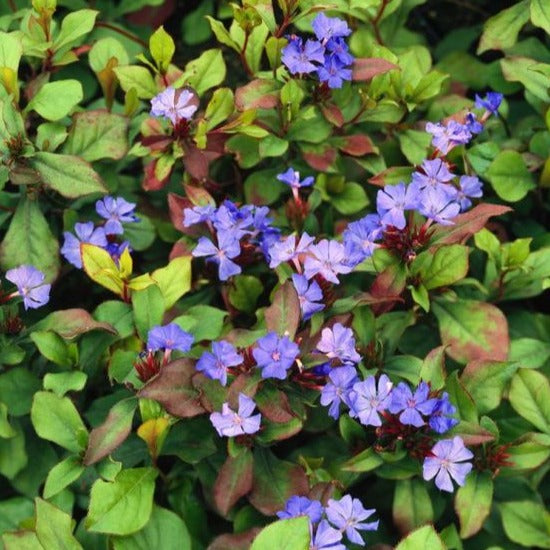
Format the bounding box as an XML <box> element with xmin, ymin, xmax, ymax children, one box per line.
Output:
<box><xmin>95</xmin><ymin>21</ymin><xmax>148</xmax><ymax>49</ymax></box>
<box><xmin>370</xmin><ymin>0</ymin><xmax>390</xmax><ymax>45</ymax></box>
<box><xmin>240</xmin><ymin>33</ymin><xmax>253</xmax><ymax>77</ymax></box>
<box><xmin>8</xmin><ymin>0</ymin><xmax>16</xmax><ymax>12</ymax></box>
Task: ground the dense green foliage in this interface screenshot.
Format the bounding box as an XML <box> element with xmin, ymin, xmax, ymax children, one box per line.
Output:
<box><xmin>0</xmin><ymin>0</ymin><xmax>549</xmax><ymax>549</ymax></box>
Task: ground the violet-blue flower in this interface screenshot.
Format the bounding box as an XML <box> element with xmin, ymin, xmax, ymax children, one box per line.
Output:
<box><xmin>376</xmin><ymin>182</ymin><xmax>419</xmax><ymax>230</ymax></box>
<box><xmin>282</xmin><ymin>37</ymin><xmax>325</xmax><ymax>74</ymax></box>
<box><xmin>192</xmin><ymin>232</ymin><xmax>241</xmax><ymax>281</ymax></box>
<box><xmin>303</xmin><ymin>239</ymin><xmax>352</xmax><ymax>284</ymax></box>
<box><xmin>5</xmin><ymin>265</ymin><xmax>50</xmax><ymax>310</ymax></box>
<box><xmin>150</xmin><ymin>87</ymin><xmax>198</xmax><ymax>125</ymax></box>
<box><xmin>429</xmin><ymin>392</ymin><xmax>459</xmax><ymax>433</ymax></box>
<box><xmin>212</xmin><ymin>201</ymin><xmax>254</xmax><ymax>238</ymax></box>
<box><xmin>342</xmin><ymin>214</ymin><xmax>383</xmax><ymax>267</ymax></box>
<box><xmin>326</xmin><ymin>37</ymin><xmax>354</xmax><ymax>66</ymax></box>
<box><xmin>96</xmin><ymin>196</ymin><xmax>138</xmax><ymax>235</ymax></box>
<box><xmin>317</xmin><ymin>323</ymin><xmax>361</xmax><ymax>365</ymax></box>
<box><xmin>317</xmin><ymin>56</ymin><xmax>352</xmax><ymax>89</ymax></box>
<box><xmin>389</xmin><ymin>381</ymin><xmax>438</xmax><ymax>427</ymax></box>
<box><xmin>252</xmin><ymin>332</ymin><xmax>299</xmax><ymax>379</ymax></box>
<box><xmin>209</xmin><ymin>393</ymin><xmax>261</xmax><ymax>437</ymax></box>
<box><xmin>417</xmin><ymin>187</ymin><xmax>460</xmax><ymax>225</ymax></box>
<box><xmin>292</xmin><ymin>274</ymin><xmax>324</xmax><ymax>320</ymax></box>
<box><xmin>269</xmin><ymin>233</ymin><xmax>314</xmax><ymax>268</ymax></box>
<box><xmin>105</xmin><ymin>240</ymin><xmax>131</xmax><ymax>265</ymax></box>
<box><xmin>425</xmin><ymin>120</ymin><xmax>472</xmax><ymax>154</ymax></box>
<box><xmin>277</xmin><ymin>168</ymin><xmax>314</xmax><ymax>189</ymax></box>
<box><xmin>320</xmin><ymin>366</ymin><xmax>358</xmax><ymax>419</ymax></box>
<box><xmin>147</xmin><ymin>323</ymin><xmax>193</xmax><ymax>353</ymax></box>
<box><xmin>348</xmin><ymin>374</ymin><xmax>393</xmax><ymax>427</ymax></box>
<box><xmin>411</xmin><ymin>159</ymin><xmax>455</xmax><ymax>191</ymax></box>
<box><xmin>475</xmin><ymin>91</ymin><xmax>503</xmax><ymax>115</ymax></box>
<box><xmin>277</xmin><ymin>495</ymin><xmax>324</xmax><ymax>524</ymax></box>
<box><xmin>183</xmin><ymin>205</ymin><xmax>215</xmax><ymax>227</ymax></box>
<box><xmin>311</xmin><ymin>13</ymin><xmax>351</xmax><ymax>42</ymax></box>
<box><xmin>423</xmin><ymin>436</ymin><xmax>473</xmax><ymax>492</ymax></box>
<box><xmin>61</xmin><ymin>222</ymin><xmax>108</xmax><ymax>269</ymax></box>
<box><xmin>310</xmin><ymin>520</ymin><xmax>346</xmax><ymax>550</ymax></box>
<box><xmin>326</xmin><ymin>495</ymin><xmax>378</xmax><ymax>546</ymax></box>
<box><xmin>465</xmin><ymin>112</ymin><xmax>483</xmax><ymax>134</ymax></box>
<box><xmin>456</xmin><ymin>175</ymin><xmax>483</xmax><ymax>211</ymax></box>
<box><xmin>196</xmin><ymin>340</ymin><xmax>243</xmax><ymax>386</ymax></box>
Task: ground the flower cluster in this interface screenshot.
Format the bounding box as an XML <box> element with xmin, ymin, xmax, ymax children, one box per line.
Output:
<box><xmin>150</xmin><ymin>86</ymin><xmax>198</xmax><ymax>126</ymax></box>
<box><xmin>3</xmin><ymin>265</ymin><xmax>50</xmax><ymax>310</ymax></box>
<box><xmin>61</xmin><ymin>196</ymin><xmax>138</xmax><ymax>268</ymax></box>
<box><xmin>185</xmin><ymin>200</ymin><xmax>280</xmax><ymax>281</ymax></box>
<box><xmin>277</xmin><ymin>494</ymin><xmax>378</xmax><ymax>549</ymax></box>
<box><xmin>282</xmin><ymin>13</ymin><xmax>354</xmax><ymax>89</ymax></box>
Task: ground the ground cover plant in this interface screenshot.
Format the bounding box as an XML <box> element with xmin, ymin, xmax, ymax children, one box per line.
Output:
<box><xmin>0</xmin><ymin>0</ymin><xmax>549</xmax><ymax>548</ymax></box>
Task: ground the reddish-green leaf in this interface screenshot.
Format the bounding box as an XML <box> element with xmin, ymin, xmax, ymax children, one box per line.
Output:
<box><xmin>213</xmin><ymin>449</ymin><xmax>253</xmax><ymax>516</ymax></box>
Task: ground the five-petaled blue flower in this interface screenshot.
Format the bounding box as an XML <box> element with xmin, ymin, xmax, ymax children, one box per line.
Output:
<box><xmin>196</xmin><ymin>340</ymin><xmax>243</xmax><ymax>386</ymax></box>
<box><xmin>456</xmin><ymin>175</ymin><xmax>483</xmax><ymax>211</ymax></box>
<box><xmin>209</xmin><ymin>393</ymin><xmax>261</xmax><ymax>437</ymax></box>
<box><xmin>311</xmin><ymin>13</ymin><xmax>352</xmax><ymax>42</ymax></box>
<box><xmin>147</xmin><ymin>323</ymin><xmax>194</xmax><ymax>353</ymax></box>
<box><xmin>376</xmin><ymin>182</ymin><xmax>419</xmax><ymax>230</ymax></box>
<box><xmin>310</xmin><ymin>519</ymin><xmax>346</xmax><ymax>550</ymax></box>
<box><xmin>150</xmin><ymin>87</ymin><xmax>198</xmax><ymax>125</ymax></box>
<box><xmin>425</xmin><ymin>120</ymin><xmax>472</xmax><ymax>154</ymax></box>
<box><xmin>192</xmin><ymin>232</ymin><xmax>242</xmax><ymax>281</ymax></box>
<box><xmin>326</xmin><ymin>495</ymin><xmax>379</xmax><ymax>545</ymax></box>
<box><xmin>61</xmin><ymin>222</ymin><xmax>108</xmax><ymax>269</ymax></box>
<box><xmin>317</xmin><ymin>323</ymin><xmax>361</xmax><ymax>365</ymax></box>
<box><xmin>348</xmin><ymin>374</ymin><xmax>393</xmax><ymax>427</ymax></box>
<box><xmin>6</xmin><ymin>265</ymin><xmax>50</xmax><ymax>310</ymax></box>
<box><xmin>475</xmin><ymin>92</ymin><xmax>503</xmax><ymax>116</ymax></box>
<box><xmin>389</xmin><ymin>381</ymin><xmax>438</xmax><ymax>427</ymax></box>
<box><xmin>423</xmin><ymin>436</ymin><xmax>473</xmax><ymax>492</ymax></box>
<box><xmin>252</xmin><ymin>332</ymin><xmax>299</xmax><ymax>379</ymax></box>
<box><xmin>428</xmin><ymin>392</ymin><xmax>459</xmax><ymax>433</ymax></box>
<box><xmin>292</xmin><ymin>273</ymin><xmax>324</xmax><ymax>320</ymax></box>
<box><xmin>282</xmin><ymin>37</ymin><xmax>325</xmax><ymax>74</ymax></box>
<box><xmin>96</xmin><ymin>196</ymin><xmax>138</xmax><ymax>235</ymax></box>
<box><xmin>320</xmin><ymin>366</ymin><xmax>358</xmax><ymax>419</ymax></box>
<box><xmin>304</xmin><ymin>239</ymin><xmax>352</xmax><ymax>284</ymax></box>
<box><xmin>277</xmin><ymin>495</ymin><xmax>324</xmax><ymax>524</ymax></box>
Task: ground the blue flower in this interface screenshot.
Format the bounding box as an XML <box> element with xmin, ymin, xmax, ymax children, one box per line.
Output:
<box><xmin>310</xmin><ymin>520</ymin><xmax>345</xmax><ymax>550</ymax></box>
<box><xmin>269</xmin><ymin>233</ymin><xmax>314</xmax><ymax>269</ymax></box>
<box><xmin>96</xmin><ymin>196</ymin><xmax>138</xmax><ymax>235</ymax></box>
<box><xmin>196</xmin><ymin>340</ymin><xmax>243</xmax><ymax>386</ymax></box>
<box><xmin>277</xmin><ymin>496</ymin><xmax>324</xmax><ymax>524</ymax></box>
<box><xmin>376</xmin><ymin>182</ymin><xmax>419</xmax><ymax>230</ymax></box>
<box><xmin>342</xmin><ymin>214</ymin><xmax>383</xmax><ymax>267</ymax></box>
<box><xmin>303</xmin><ymin>239</ymin><xmax>352</xmax><ymax>284</ymax></box>
<box><xmin>282</xmin><ymin>37</ymin><xmax>325</xmax><ymax>75</ymax></box>
<box><xmin>456</xmin><ymin>175</ymin><xmax>483</xmax><ymax>211</ymax></box>
<box><xmin>389</xmin><ymin>381</ymin><xmax>438</xmax><ymax>427</ymax></box>
<box><xmin>192</xmin><ymin>232</ymin><xmax>241</xmax><ymax>281</ymax></box>
<box><xmin>147</xmin><ymin>323</ymin><xmax>194</xmax><ymax>353</ymax></box>
<box><xmin>320</xmin><ymin>366</ymin><xmax>358</xmax><ymax>419</ymax></box>
<box><xmin>348</xmin><ymin>374</ymin><xmax>393</xmax><ymax>427</ymax></box>
<box><xmin>311</xmin><ymin>13</ymin><xmax>351</xmax><ymax>42</ymax></box>
<box><xmin>475</xmin><ymin>92</ymin><xmax>503</xmax><ymax>115</ymax></box>
<box><xmin>325</xmin><ymin>495</ymin><xmax>378</xmax><ymax>546</ymax></box>
<box><xmin>209</xmin><ymin>394</ymin><xmax>261</xmax><ymax>437</ymax></box>
<box><xmin>5</xmin><ymin>265</ymin><xmax>50</xmax><ymax>310</ymax></box>
<box><xmin>429</xmin><ymin>392</ymin><xmax>459</xmax><ymax>433</ymax></box>
<box><xmin>326</xmin><ymin>37</ymin><xmax>354</xmax><ymax>66</ymax></box>
<box><xmin>61</xmin><ymin>222</ymin><xmax>108</xmax><ymax>269</ymax></box>
<box><xmin>317</xmin><ymin>323</ymin><xmax>360</xmax><ymax>365</ymax></box>
<box><xmin>411</xmin><ymin>159</ymin><xmax>455</xmax><ymax>192</ymax></box>
<box><xmin>252</xmin><ymin>332</ymin><xmax>299</xmax><ymax>379</ymax></box>
<box><xmin>292</xmin><ymin>274</ymin><xmax>324</xmax><ymax>320</ymax></box>
<box><xmin>277</xmin><ymin>168</ymin><xmax>314</xmax><ymax>189</ymax></box>
<box><xmin>183</xmin><ymin>205</ymin><xmax>216</xmax><ymax>227</ymax></box>
<box><xmin>425</xmin><ymin>120</ymin><xmax>472</xmax><ymax>154</ymax></box>
<box><xmin>423</xmin><ymin>436</ymin><xmax>473</xmax><ymax>492</ymax></box>
<box><xmin>417</xmin><ymin>187</ymin><xmax>460</xmax><ymax>225</ymax></box>
<box><xmin>150</xmin><ymin>87</ymin><xmax>198</xmax><ymax>125</ymax></box>
<box><xmin>211</xmin><ymin>201</ymin><xmax>254</xmax><ymax>239</ymax></box>
<box><xmin>317</xmin><ymin>56</ymin><xmax>352</xmax><ymax>89</ymax></box>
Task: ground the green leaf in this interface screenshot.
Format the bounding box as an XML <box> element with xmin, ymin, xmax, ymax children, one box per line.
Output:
<box><xmin>0</xmin><ymin>369</ymin><xmax>41</xmax><ymax>417</ymax></box>
<box><xmin>30</xmin><ymin>331</ymin><xmax>73</xmax><ymax>367</ymax></box>
<box><xmin>149</xmin><ymin>26</ymin><xmax>175</xmax><ymax>72</ymax></box>
<box><xmin>531</xmin><ymin>0</ymin><xmax>550</xmax><ymax>34</ymax></box>
<box><xmin>342</xmin><ymin>447</ymin><xmax>384</xmax><ymax>472</ymax></box>
<box><xmin>395</xmin><ymin>525</ymin><xmax>445</xmax><ymax>550</ymax></box>
<box><xmin>64</xmin><ymin>110</ymin><xmax>129</xmax><ymax>162</ymax></box>
<box><xmin>445</xmin><ymin>371</ymin><xmax>478</xmax><ymax>423</ymax></box>
<box><xmin>477</xmin><ymin>1</ymin><xmax>530</xmax><ymax>53</ymax></box>
<box><xmin>43</xmin><ymin>456</ymin><xmax>86</xmax><ymax>499</ymax></box>
<box><xmin>31</xmin><ymin>151</ymin><xmax>107</xmax><ymax>198</ymax></box>
<box><xmin>26</xmin><ymin>80</ymin><xmax>83</xmax><ymax>121</ymax></box>
<box><xmin>229</xmin><ymin>275</ymin><xmax>263</xmax><ymax>313</ymax></box>
<box><xmin>499</xmin><ymin>501</ymin><xmax>550</xmax><ymax>548</ymax></box>
<box><xmin>419</xmin><ymin>346</ymin><xmax>446</xmax><ymax>391</ymax></box>
<box><xmin>0</xmin><ymin>420</ymin><xmax>27</xmax><ymax>479</ymax></box>
<box><xmin>0</xmin><ymin>196</ymin><xmax>59</xmax><ymax>281</ymax></box>
<box><xmin>432</xmin><ymin>298</ymin><xmax>509</xmax><ymax>364</ymax></box>
<box><xmin>330</xmin><ymin>182</ymin><xmax>369</xmax><ymax>215</ymax></box>
<box><xmin>53</xmin><ymin>9</ymin><xmax>98</xmax><ymax>51</ymax></box>
<box><xmin>454</xmin><ymin>471</ymin><xmax>493</xmax><ymax>538</ymax></box>
<box><xmin>500</xmin><ymin>56</ymin><xmax>550</xmax><ymax>103</ymax></box>
<box><xmin>509</xmin><ymin>337</ymin><xmax>550</xmax><ymax>369</ymax></box>
<box><xmin>32</xmin><ymin>308</ymin><xmax>116</xmax><ymax>339</ymax></box>
<box><xmin>504</xmin><ymin>432</ymin><xmax>550</xmax><ymax>471</ymax></box>
<box><xmin>43</xmin><ymin>372</ymin><xmax>87</xmax><ymax>397</ymax></box>
<box><xmin>81</xmin><ymin>243</ymin><xmax>124</xmax><ymax>296</ymax></box>
<box><xmin>412</xmin><ymin>245</ymin><xmax>469</xmax><ymax>290</ymax></box>
<box><xmin>0</xmin><ymin>497</ymin><xmax>34</xmax><ymax>536</ymax></box>
<box><xmin>112</xmin><ymin>506</ymin><xmax>192</xmax><ymax>550</ymax></box>
<box><xmin>203</xmin><ymin>87</ymin><xmax>234</xmax><ymax>131</ymax></box>
<box><xmin>393</xmin><ymin>479</ymin><xmax>433</xmax><ymax>534</ymax></box>
<box><xmin>151</xmin><ymin>256</ymin><xmax>192</xmax><ymax>309</ymax></box>
<box><xmin>132</xmin><ymin>284</ymin><xmax>165</xmax><ymax>341</ymax></box>
<box><xmin>264</xmin><ymin>281</ymin><xmax>301</xmax><ymax>339</ymax></box>
<box><xmin>461</xmin><ymin>360</ymin><xmax>518</xmax><ymax>414</ymax></box>
<box><xmin>213</xmin><ymin>449</ymin><xmax>253</xmax><ymax>516</ymax></box>
<box><xmin>35</xmin><ymin>498</ymin><xmax>83</xmax><ymax>550</ymax></box>
<box><xmin>486</xmin><ymin>150</ymin><xmax>535</xmax><ymax>202</ymax></box>
<box><xmin>181</xmin><ymin>49</ymin><xmax>226</xmax><ymax>96</ymax></box>
<box><xmin>398</xmin><ymin>129</ymin><xmax>432</xmax><ymax>165</ymax></box>
<box><xmin>182</xmin><ymin>0</ymin><xmax>213</xmax><ymax>46</ymax></box>
<box><xmin>83</xmin><ymin>398</ymin><xmax>137</xmax><ymax>466</ymax></box>
<box><xmin>113</xmin><ymin>66</ymin><xmax>157</xmax><ymax>99</ymax></box>
<box><xmin>31</xmin><ymin>391</ymin><xmax>88</xmax><ymax>453</ymax></box>
<box><xmin>509</xmin><ymin>368</ymin><xmax>550</xmax><ymax>433</ymax></box>
<box><xmin>0</xmin><ymin>402</ymin><xmax>15</xmax><ymax>438</ymax></box>
<box><xmin>86</xmin><ymin>467</ymin><xmax>158</xmax><ymax>535</ymax></box>
<box><xmin>250</xmin><ymin>517</ymin><xmax>310</xmax><ymax>550</ymax></box>
<box><xmin>89</xmin><ymin>37</ymin><xmax>129</xmax><ymax>72</ymax></box>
